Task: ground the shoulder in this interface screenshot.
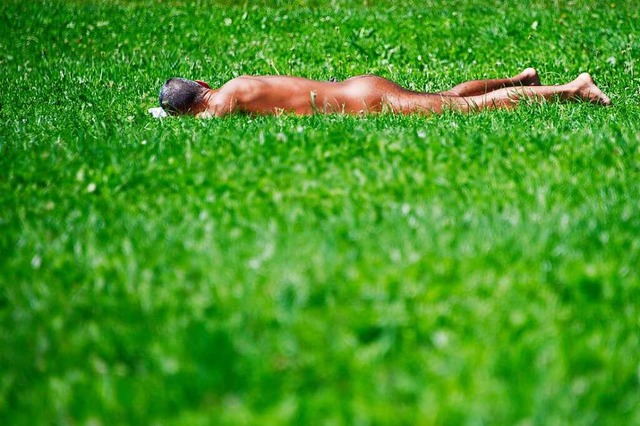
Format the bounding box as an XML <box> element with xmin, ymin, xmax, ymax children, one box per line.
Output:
<box><xmin>220</xmin><ymin>76</ymin><xmax>267</xmax><ymax>102</ymax></box>
<box><xmin>221</xmin><ymin>76</ymin><xmax>264</xmax><ymax>93</ymax></box>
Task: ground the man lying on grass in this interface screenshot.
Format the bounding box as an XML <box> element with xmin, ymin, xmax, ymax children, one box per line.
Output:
<box><xmin>151</xmin><ymin>68</ymin><xmax>611</xmax><ymax>118</ymax></box>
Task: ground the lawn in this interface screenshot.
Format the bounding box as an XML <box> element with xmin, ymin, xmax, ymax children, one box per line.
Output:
<box><xmin>1</xmin><ymin>0</ymin><xmax>640</xmax><ymax>424</ymax></box>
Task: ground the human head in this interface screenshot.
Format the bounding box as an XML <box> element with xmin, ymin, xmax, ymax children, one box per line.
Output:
<box><xmin>158</xmin><ymin>77</ymin><xmax>210</xmax><ymax>115</ymax></box>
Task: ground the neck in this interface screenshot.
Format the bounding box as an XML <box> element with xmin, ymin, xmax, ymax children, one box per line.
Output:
<box><xmin>195</xmin><ymin>88</ymin><xmax>219</xmax><ymax>118</ymax></box>
<box><xmin>202</xmin><ymin>88</ymin><xmax>218</xmax><ymax>106</ymax></box>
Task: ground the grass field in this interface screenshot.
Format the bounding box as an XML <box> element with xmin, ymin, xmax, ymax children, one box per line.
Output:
<box><xmin>1</xmin><ymin>0</ymin><xmax>640</xmax><ymax>424</ymax></box>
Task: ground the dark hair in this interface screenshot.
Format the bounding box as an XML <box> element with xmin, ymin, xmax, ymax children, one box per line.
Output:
<box><xmin>159</xmin><ymin>78</ymin><xmax>207</xmax><ymax>114</ymax></box>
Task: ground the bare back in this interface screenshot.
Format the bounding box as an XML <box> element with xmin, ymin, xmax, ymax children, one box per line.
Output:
<box><xmin>207</xmin><ymin>75</ymin><xmax>413</xmax><ymax>116</ymax></box>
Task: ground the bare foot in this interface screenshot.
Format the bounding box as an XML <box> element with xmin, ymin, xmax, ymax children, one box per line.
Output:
<box><xmin>572</xmin><ymin>73</ymin><xmax>612</xmax><ymax>106</ymax></box>
<box><xmin>515</xmin><ymin>67</ymin><xmax>541</xmax><ymax>86</ymax></box>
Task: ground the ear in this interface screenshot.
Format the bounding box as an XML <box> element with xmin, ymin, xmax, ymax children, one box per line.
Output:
<box><xmin>195</xmin><ymin>80</ymin><xmax>211</xmax><ymax>89</ymax></box>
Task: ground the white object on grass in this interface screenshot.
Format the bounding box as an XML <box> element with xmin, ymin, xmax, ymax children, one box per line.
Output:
<box><xmin>148</xmin><ymin>107</ymin><xmax>168</xmax><ymax>118</ymax></box>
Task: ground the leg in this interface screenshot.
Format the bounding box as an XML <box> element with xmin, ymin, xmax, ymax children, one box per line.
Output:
<box><xmin>448</xmin><ymin>73</ymin><xmax>611</xmax><ymax>112</ymax></box>
<box><xmin>388</xmin><ymin>73</ymin><xmax>611</xmax><ymax>114</ymax></box>
<box><xmin>440</xmin><ymin>68</ymin><xmax>541</xmax><ymax>97</ymax></box>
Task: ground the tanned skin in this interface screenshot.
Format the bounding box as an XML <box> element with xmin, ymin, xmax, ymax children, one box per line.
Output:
<box><xmin>187</xmin><ymin>68</ymin><xmax>611</xmax><ymax>118</ymax></box>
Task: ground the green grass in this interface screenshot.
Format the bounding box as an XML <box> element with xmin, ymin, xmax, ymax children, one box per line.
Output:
<box><xmin>1</xmin><ymin>0</ymin><xmax>640</xmax><ymax>424</ymax></box>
